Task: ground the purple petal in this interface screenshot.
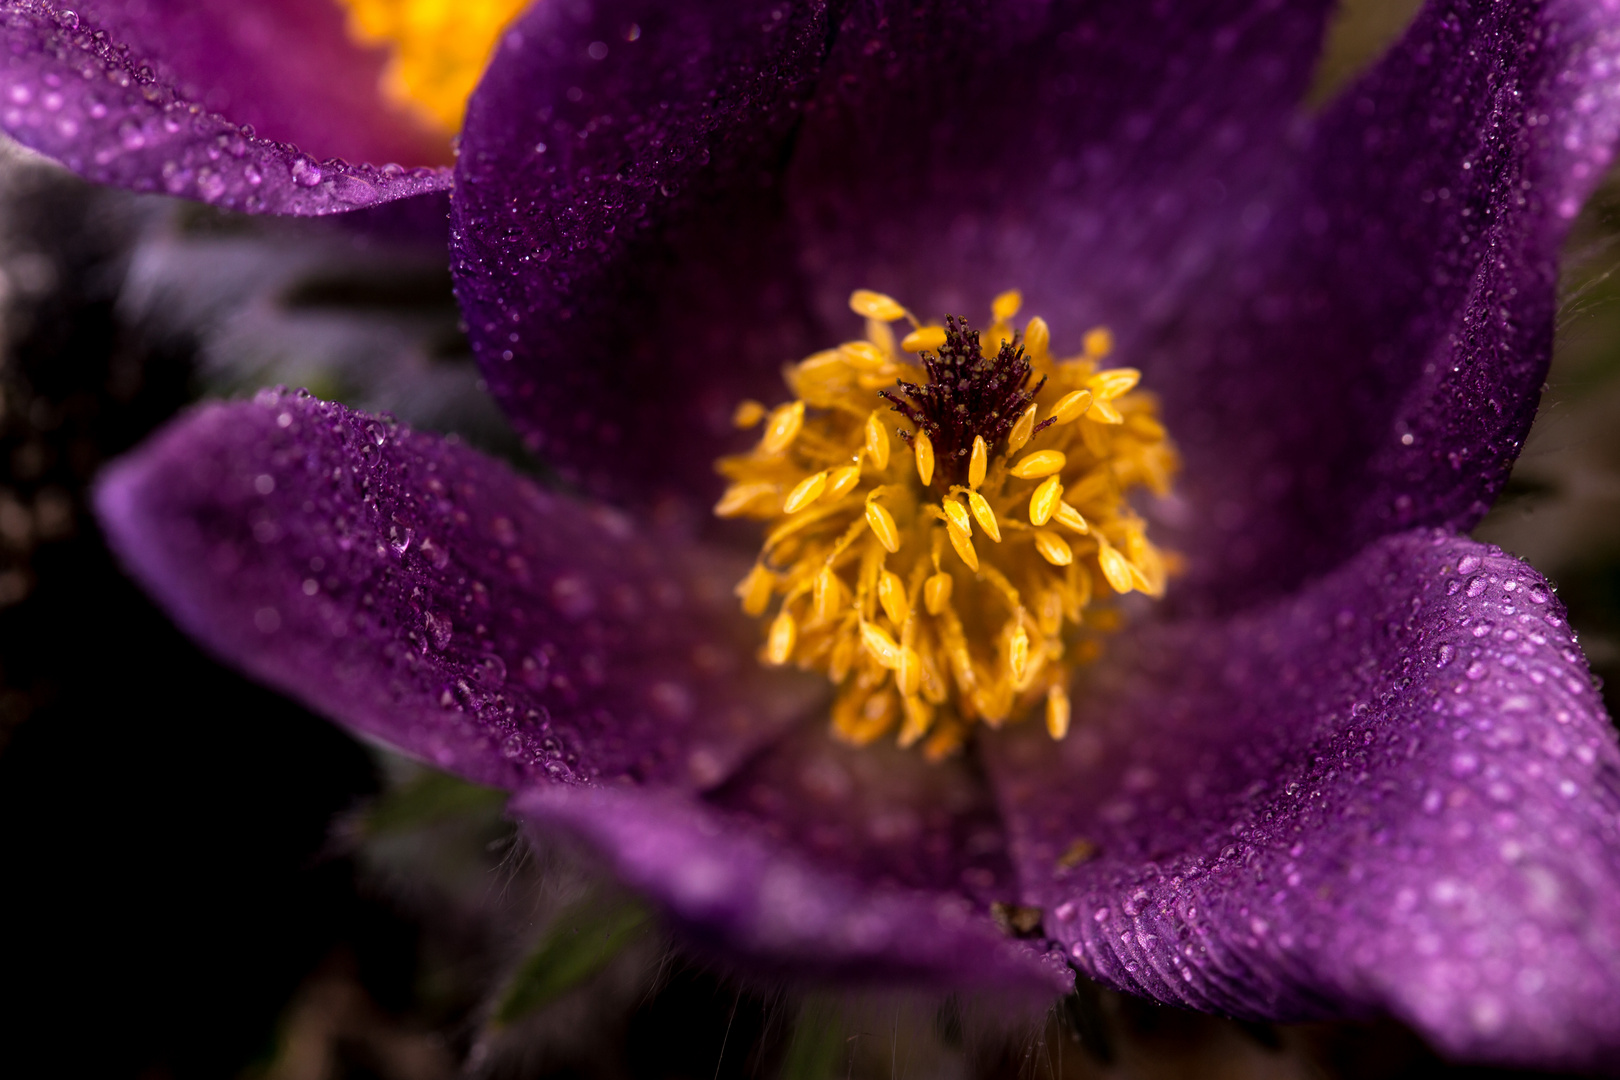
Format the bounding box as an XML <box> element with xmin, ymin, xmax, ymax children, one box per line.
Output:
<box><xmin>94</xmin><ymin>390</ymin><xmax>814</xmax><ymax>790</ymax></box>
<box><xmin>451</xmin><ymin>0</ymin><xmax>832</xmax><ymax>503</ymax></box>
<box><xmin>1</xmin><ymin>0</ymin><xmax>452</xmax><ymax>214</ymax></box>
<box><xmin>514</xmin><ymin>781</ymin><xmax>1071</xmax><ymax>993</ymax></box>
<box><xmin>985</xmin><ymin>530</ymin><xmax>1620</xmax><ymax>1068</ymax></box>
<box><xmin>1143</xmin><ymin>0</ymin><xmax>1620</xmax><ymax>608</ymax></box>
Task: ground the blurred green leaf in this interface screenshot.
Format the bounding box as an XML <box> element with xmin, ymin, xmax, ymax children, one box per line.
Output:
<box><xmin>489</xmin><ymin>896</ymin><xmax>653</xmax><ymax>1028</ymax></box>
<box><xmin>776</xmin><ymin>997</ymin><xmax>845</xmax><ymax>1080</ymax></box>
<box><xmin>358</xmin><ymin>769</ymin><xmax>507</xmax><ymax>838</ymax></box>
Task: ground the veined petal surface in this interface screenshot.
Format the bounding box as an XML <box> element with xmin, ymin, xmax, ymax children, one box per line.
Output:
<box><xmin>986</xmin><ymin>530</ymin><xmax>1620</xmax><ymax>1068</ymax></box>
<box><xmin>95</xmin><ymin>391</ymin><xmax>813</xmax><ymax>791</ymax></box>
<box><xmin>0</xmin><ymin>0</ymin><xmax>452</xmax><ymax>214</ymax></box>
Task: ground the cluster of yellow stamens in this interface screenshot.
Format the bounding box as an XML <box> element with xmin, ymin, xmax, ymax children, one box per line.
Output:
<box><xmin>336</xmin><ymin>0</ymin><xmax>531</xmax><ymax>134</ymax></box>
<box><xmin>717</xmin><ymin>290</ymin><xmax>1177</xmax><ymax>760</ymax></box>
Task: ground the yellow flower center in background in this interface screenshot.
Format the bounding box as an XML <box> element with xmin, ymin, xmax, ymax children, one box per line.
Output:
<box><xmin>336</xmin><ymin>0</ymin><xmax>531</xmax><ymax>134</ymax></box>
<box><xmin>717</xmin><ymin>290</ymin><xmax>1178</xmax><ymax>761</ymax></box>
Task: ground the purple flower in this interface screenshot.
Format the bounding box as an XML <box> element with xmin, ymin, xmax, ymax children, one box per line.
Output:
<box><xmin>14</xmin><ymin>0</ymin><xmax>1620</xmax><ymax>1068</ymax></box>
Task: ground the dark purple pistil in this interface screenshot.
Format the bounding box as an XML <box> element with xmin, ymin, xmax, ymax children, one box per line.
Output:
<box><xmin>880</xmin><ymin>316</ymin><xmax>1055</xmax><ymax>487</ymax></box>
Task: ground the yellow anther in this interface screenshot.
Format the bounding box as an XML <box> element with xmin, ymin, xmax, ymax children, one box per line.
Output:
<box><xmin>829</xmin><ymin>634</ymin><xmax>858</xmax><ymax>682</ymax></box>
<box><xmin>1029</xmin><ymin>476</ymin><xmax>1063</xmax><ymax>526</ymax></box>
<box><xmin>1052</xmin><ymin>501</ymin><xmax>1089</xmax><ymax>534</ymax></box>
<box><xmin>967</xmin><ymin>490</ymin><xmax>1001</xmax><ymax>542</ymax></box>
<box><xmin>1008</xmin><ymin>623</ymin><xmax>1030</xmax><ymax>682</ymax></box>
<box><xmin>761</xmin><ymin>401</ymin><xmax>805</xmax><ymax>454</ymax></box>
<box><xmin>814</xmin><ymin>565</ymin><xmax>843</xmax><ymax>622</ymax></box>
<box><xmin>715</xmin><ymin>482</ymin><xmax>778</xmax><ymax>518</ymax></box>
<box><xmin>897</xmin><ymin>647</ymin><xmax>922</xmax><ymax>697</ymax></box>
<box><xmin>735</xmin><ymin>563</ymin><xmax>775</xmax><ymax>617</ymax></box>
<box><xmin>1083</xmin><ymin>327</ymin><xmax>1113</xmax><ymax>358</ymax></box>
<box><xmin>863</xmin><ymin>500</ymin><xmax>902</xmax><ymax>553</ymax></box>
<box><xmin>826</xmin><ymin>463</ymin><xmax>862</xmax><ymax>500</ymax></box>
<box><xmin>878</xmin><ymin>570</ymin><xmax>910</xmax><ymax>627</ymax></box>
<box><xmin>901</xmin><ymin>325</ymin><xmax>948</xmax><ymax>352</ymax></box>
<box><xmin>1036</xmin><ymin>588</ymin><xmax>1063</xmax><ymax>635</ymax></box>
<box><xmin>1096</xmin><ymin>539</ymin><xmax>1136</xmax><ymax>594</ymax></box>
<box><xmin>1046</xmin><ymin>684</ymin><xmax>1071</xmax><ymax>740</ymax></box>
<box><xmin>1023</xmin><ymin>316</ymin><xmax>1050</xmax><ymax>357</ymax></box>
<box><xmin>1087</xmin><ymin>399</ymin><xmax>1125</xmax><ymax>425</ymax></box>
<box><xmin>914</xmin><ymin>429</ymin><xmax>936</xmax><ymax>487</ymax></box>
<box><xmin>864</xmin><ymin>411</ymin><xmax>891</xmax><ymax>471</ymax></box>
<box><xmin>840</xmin><ymin>340</ymin><xmax>888</xmax><ymax>371</ymax></box>
<box><xmin>945</xmin><ymin>517</ymin><xmax>979</xmax><ymax>571</ymax></box>
<box><xmin>783</xmin><ymin>470</ymin><xmax>829</xmax><ymax>514</ymax></box>
<box><xmin>992</xmin><ymin>290</ymin><xmax>1023</xmax><ymax>323</ymax></box>
<box><xmin>850</xmin><ymin>290</ymin><xmax>908</xmax><ymax>322</ymax></box>
<box><xmin>732</xmin><ymin>400</ymin><xmax>766</xmax><ymax>428</ymax></box>
<box><xmin>924</xmin><ymin>572</ymin><xmax>953</xmax><ymax>615</ymax></box>
<box><xmin>1050</xmin><ymin>389</ymin><xmax>1094</xmax><ymax>425</ymax></box>
<box><xmin>1089</xmin><ymin>368</ymin><xmax>1141</xmax><ymax>399</ymax></box>
<box><xmin>968</xmin><ymin>435</ymin><xmax>989</xmax><ymax>489</ymax></box>
<box><xmin>860</xmin><ymin>622</ymin><xmax>905</xmax><ymax>669</ymax></box>
<box><xmin>898</xmin><ymin>694</ymin><xmax>933</xmax><ymax>746</ymax></box>
<box><xmin>1007</xmin><ymin>403</ymin><xmax>1039</xmax><ymax>453</ymax></box>
<box><xmin>941</xmin><ymin>498</ymin><xmax>972</xmax><ymax>536</ymax></box>
<box><xmin>1009</xmin><ymin>449</ymin><xmax>1067</xmax><ymax>479</ymax></box>
<box><xmin>766</xmin><ymin>610</ymin><xmax>797</xmax><ymax>665</ymax></box>
<box><xmin>1034</xmin><ymin>530</ymin><xmax>1074</xmax><ymax>566</ymax></box>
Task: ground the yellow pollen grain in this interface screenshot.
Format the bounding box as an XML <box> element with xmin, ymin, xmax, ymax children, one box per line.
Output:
<box><xmin>766</xmin><ymin>610</ymin><xmax>797</xmax><ymax>665</ymax></box>
<box><xmin>946</xmin><ymin>517</ymin><xmax>980</xmax><ymax>571</ymax></box>
<box><xmin>1051</xmin><ymin>390</ymin><xmax>1094</xmax><ymax>425</ymax></box>
<box><xmin>1029</xmin><ymin>476</ymin><xmax>1063</xmax><ymax>526</ymax></box>
<box><xmin>1084</xmin><ymin>327</ymin><xmax>1114</xmax><ymax>358</ymax></box>
<box><xmin>864</xmin><ymin>501</ymin><xmax>901</xmax><ymax>553</ymax></box>
<box><xmin>783</xmin><ymin>470</ymin><xmax>829</xmax><ymax>513</ymax></box>
<box><xmin>861</xmin><ymin>622</ymin><xmax>905</xmax><ymax>669</ymax></box>
<box><xmin>1046</xmin><ymin>684</ymin><xmax>1071</xmax><ymax>740</ymax></box>
<box><xmin>1052</xmin><ymin>501</ymin><xmax>1089</xmax><ymax>534</ymax></box>
<box><xmin>901</xmin><ymin>325</ymin><xmax>948</xmax><ymax>352</ymax></box>
<box><xmin>1034</xmin><ymin>530</ymin><xmax>1074</xmax><ymax>566</ymax></box>
<box><xmin>716</xmin><ymin>287</ymin><xmax>1178</xmax><ymax>759</ymax></box>
<box><xmin>992</xmin><ymin>290</ymin><xmax>1023</xmax><ymax>323</ymax></box>
<box><xmin>1010</xmin><ymin>449</ymin><xmax>1066</xmax><ymax>479</ymax></box>
<box><xmin>968</xmin><ymin>436</ymin><xmax>989</xmax><ymax>489</ymax></box>
<box><xmin>914</xmin><ymin>429</ymin><xmax>936</xmax><ymax>487</ymax></box>
<box><xmin>761</xmin><ymin>401</ymin><xmax>805</xmax><ymax>454</ymax></box>
<box><xmin>864</xmin><ymin>411</ymin><xmax>891</xmax><ymax>471</ymax></box>
<box><xmin>850</xmin><ymin>290</ymin><xmax>908</xmax><ymax>322</ymax></box>
<box><xmin>336</xmin><ymin>0</ymin><xmax>531</xmax><ymax>135</ymax></box>
<box><xmin>1007</xmin><ymin>404</ymin><xmax>1039</xmax><ymax>454</ymax></box>
<box><xmin>967</xmin><ymin>491</ymin><xmax>1001</xmax><ymax>542</ymax></box>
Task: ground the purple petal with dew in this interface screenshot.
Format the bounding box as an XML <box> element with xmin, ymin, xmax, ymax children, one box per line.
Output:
<box><xmin>67</xmin><ymin>0</ymin><xmax>450</xmax><ymax>167</ymax></box>
<box><xmin>95</xmin><ymin>390</ymin><xmax>816</xmax><ymax>791</ymax></box>
<box><xmin>515</xmin><ymin>781</ymin><xmax>1072</xmax><ymax>993</ymax></box>
<box><xmin>0</xmin><ymin>0</ymin><xmax>451</xmax><ymax>214</ymax></box>
<box><xmin>451</xmin><ymin>0</ymin><xmax>832</xmax><ymax>505</ymax></box>
<box><xmin>1139</xmin><ymin>0</ymin><xmax>1620</xmax><ymax>610</ymax></box>
<box><xmin>985</xmin><ymin>530</ymin><xmax>1620</xmax><ymax>1068</ymax></box>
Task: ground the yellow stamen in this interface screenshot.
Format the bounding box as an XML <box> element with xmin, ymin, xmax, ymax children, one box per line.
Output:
<box><xmin>1084</xmin><ymin>327</ymin><xmax>1113</xmax><ymax>358</ymax></box>
<box><xmin>969</xmin><ymin>435</ymin><xmax>989</xmax><ymax>489</ymax></box>
<box><xmin>716</xmin><ymin>288</ymin><xmax>1178</xmax><ymax>757</ymax></box>
<box><xmin>914</xmin><ymin>429</ymin><xmax>936</xmax><ymax>487</ymax></box>
<box><xmin>1009</xmin><ymin>449</ymin><xmax>1066</xmax><ymax>480</ymax></box>
<box><xmin>733</xmin><ymin>400</ymin><xmax>766</xmax><ymax>428</ymax></box>
<box><xmin>336</xmin><ymin>0</ymin><xmax>530</xmax><ymax>135</ymax></box>
<box><xmin>992</xmin><ymin>290</ymin><xmax>1023</xmax><ymax>323</ymax></box>
<box><xmin>850</xmin><ymin>290</ymin><xmax>910</xmax><ymax>322</ymax></box>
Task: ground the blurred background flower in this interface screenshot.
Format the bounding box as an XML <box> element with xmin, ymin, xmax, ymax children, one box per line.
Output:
<box><xmin>6</xmin><ymin>0</ymin><xmax>1620</xmax><ymax>1077</ymax></box>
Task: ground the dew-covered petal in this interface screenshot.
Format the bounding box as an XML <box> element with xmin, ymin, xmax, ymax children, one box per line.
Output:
<box><xmin>514</xmin><ymin>781</ymin><xmax>1071</xmax><ymax>993</ymax></box>
<box><xmin>1137</xmin><ymin>0</ymin><xmax>1620</xmax><ymax>608</ymax></box>
<box><xmin>1</xmin><ymin>0</ymin><xmax>452</xmax><ymax>214</ymax></box>
<box><xmin>94</xmin><ymin>390</ymin><xmax>815</xmax><ymax>791</ymax></box>
<box><xmin>451</xmin><ymin>0</ymin><xmax>833</xmax><ymax>503</ymax></box>
<box><xmin>985</xmin><ymin>530</ymin><xmax>1620</xmax><ymax>1068</ymax></box>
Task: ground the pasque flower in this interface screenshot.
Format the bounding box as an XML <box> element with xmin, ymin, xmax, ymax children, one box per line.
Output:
<box><xmin>10</xmin><ymin>0</ymin><xmax>1620</xmax><ymax>1068</ymax></box>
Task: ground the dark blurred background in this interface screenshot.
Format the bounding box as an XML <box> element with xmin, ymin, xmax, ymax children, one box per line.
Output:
<box><xmin>3</xmin><ymin>2</ymin><xmax>1617</xmax><ymax>1077</ymax></box>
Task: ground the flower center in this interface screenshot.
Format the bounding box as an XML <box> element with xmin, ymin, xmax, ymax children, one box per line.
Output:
<box><xmin>335</xmin><ymin>0</ymin><xmax>530</xmax><ymax>135</ymax></box>
<box><xmin>716</xmin><ymin>290</ymin><xmax>1178</xmax><ymax>760</ymax></box>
